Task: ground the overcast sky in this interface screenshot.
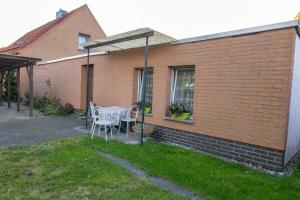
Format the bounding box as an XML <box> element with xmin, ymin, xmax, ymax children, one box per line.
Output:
<box><xmin>0</xmin><ymin>0</ymin><xmax>299</xmax><ymax>47</ymax></box>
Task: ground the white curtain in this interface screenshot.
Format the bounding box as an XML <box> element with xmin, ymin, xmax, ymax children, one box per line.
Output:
<box><xmin>173</xmin><ymin>68</ymin><xmax>195</xmax><ymax>112</ymax></box>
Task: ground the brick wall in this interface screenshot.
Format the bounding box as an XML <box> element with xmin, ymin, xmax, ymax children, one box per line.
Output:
<box><xmin>153</xmin><ymin>125</ymin><xmax>285</xmax><ymax>171</ymax></box>
<box><xmin>19</xmin><ymin>5</ymin><xmax>106</xmax><ymax>97</ymax></box>
<box><xmin>27</xmin><ymin>28</ymin><xmax>296</xmax><ymax>163</ymax></box>
<box><xmin>91</xmin><ymin>28</ymin><xmax>295</xmax><ymax>151</ymax></box>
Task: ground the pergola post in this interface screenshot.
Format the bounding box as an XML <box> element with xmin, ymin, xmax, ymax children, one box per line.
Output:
<box><xmin>140</xmin><ymin>36</ymin><xmax>149</xmax><ymax>146</ymax></box>
<box><xmin>7</xmin><ymin>70</ymin><xmax>11</xmax><ymax>108</ymax></box>
<box><xmin>0</xmin><ymin>72</ymin><xmax>3</xmax><ymax>106</ymax></box>
<box><xmin>16</xmin><ymin>68</ymin><xmax>20</xmax><ymax>112</ymax></box>
<box><xmin>29</xmin><ymin>65</ymin><xmax>33</xmax><ymax>117</ymax></box>
<box><xmin>85</xmin><ymin>48</ymin><xmax>90</xmax><ymax>128</ymax></box>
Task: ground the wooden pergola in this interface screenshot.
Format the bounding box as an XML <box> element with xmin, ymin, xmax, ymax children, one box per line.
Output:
<box><xmin>0</xmin><ymin>54</ymin><xmax>41</xmax><ymax>116</ymax></box>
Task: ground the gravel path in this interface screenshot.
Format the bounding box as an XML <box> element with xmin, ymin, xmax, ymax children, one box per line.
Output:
<box><xmin>99</xmin><ymin>152</ymin><xmax>205</xmax><ymax>200</ymax></box>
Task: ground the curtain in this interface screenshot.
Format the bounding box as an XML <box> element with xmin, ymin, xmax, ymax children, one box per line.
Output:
<box><xmin>173</xmin><ymin>68</ymin><xmax>194</xmax><ymax>112</ymax></box>
<box><xmin>139</xmin><ymin>69</ymin><xmax>153</xmax><ymax>105</ymax></box>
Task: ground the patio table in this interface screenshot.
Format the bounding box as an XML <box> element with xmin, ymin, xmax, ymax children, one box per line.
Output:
<box><xmin>96</xmin><ymin>106</ymin><xmax>127</xmax><ymax>125</ymax></box>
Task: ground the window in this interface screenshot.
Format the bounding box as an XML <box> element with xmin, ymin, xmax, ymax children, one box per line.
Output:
<box><xmin>78</xmin><ymin>33</ymin><xmax>90</xmax><ymax>50</ymax></box>
<box><xmin>137</xmin><ymin>68</ymin><xmax>153</xmax><ymax>106</ymax></box>
<box><xmin>171</xmin><ymin>67</ymin><xmax>195</xmax><ymax>113</ymax></box>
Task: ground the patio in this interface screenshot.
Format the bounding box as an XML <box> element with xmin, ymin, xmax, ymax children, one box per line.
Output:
<box><xmin>0</xmin><ymin>102</ymin><xmax>142</xmax><ymax>147</ymax></box>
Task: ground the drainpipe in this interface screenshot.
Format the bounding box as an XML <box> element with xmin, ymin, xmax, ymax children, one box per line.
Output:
<box><xmin>140</xmin><ymin>36</ymin><xmax>149</xmax><ymax>146</ymax></box>
<box><xmin>85</xmin><ymin>48</ymin><xmax>90</xmax><ymax>128</ymax></box>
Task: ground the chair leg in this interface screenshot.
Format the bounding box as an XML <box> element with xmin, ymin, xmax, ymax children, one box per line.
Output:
<box><xmin>105</xmin><ymin>126</ymin><xmax>108</xmax><ymax>141</ymax></box>
<box><xmin>126</xmin><ymin>121</ymin><xmax>129</xmax><ymax>139</ymax></box>
<box><xmin>91</xmin><ymin>124</ymin><xmax>96</xmax><ymax>140</ymax></box>
<box><xmin>98</xmin><ymin>125</ymin><xmax>101</xmax><ymax>136</ymax></box>
<box><xmin>90</xmin><ymin>121</ymin><xmax>94</xmax><ymax>133</ymax></box>
<box><xmin>110</xmin><ymin>125</ymin><xmax>113</xmax><ymax>139</ymax></box>
<box><xmin>118</xmin><ymin>121</ymin><xmax>121</xmax><ymax>136</ymax></box>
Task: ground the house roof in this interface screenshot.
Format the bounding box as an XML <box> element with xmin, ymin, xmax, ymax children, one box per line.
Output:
<box><xmin>85</xmin><ymin>20</ymin><xmax>299</xmax><ymax>53</ymax></box>
<box><xmin>0</xmin><ymin>5</ymin><xmax>86</xmax><ymax>53</ymax></box>
<box><xmin>175</xmin><ymin>20</ymin><xmax>300</xmax><ymax>44</ymax></box>
<box><xmin>84</xmin><ymin>27</ymin><xmax>176</xmax><ymax>52</ymax></box>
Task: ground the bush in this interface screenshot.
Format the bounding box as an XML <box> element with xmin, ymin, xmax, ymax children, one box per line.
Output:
<box><xmin>44</xmin><ymin>104</ymin><xmax>61</xmax><ymax>116</ymax></box>
<box><xmin>59</xmin><ymin>103</ymin><xmax>74</xmax><ymax>116</ymax></box>
<box><xmin>22</xmin><ymin>79</ymin><xmax>74</xmax><ymax>116</ymax></box>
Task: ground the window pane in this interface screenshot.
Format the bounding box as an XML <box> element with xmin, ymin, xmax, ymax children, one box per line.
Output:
<box><xmin>173</xmin><ymin>68</ymin><xmax>194</xmax><ymax>112</ymax></box>
<box><xmin>78</xmin><ymin>34</ymin><xmax>90</xmax><ymax>50</ymax></box>
<box><xmin>139</xmin><ymin>69</ymin><xmax>153</xmax><ymax>105</ymax></box>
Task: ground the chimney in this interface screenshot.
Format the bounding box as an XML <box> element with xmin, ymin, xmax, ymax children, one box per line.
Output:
<box><xmin>56</xmin><ymin>8</ymin><xmax>68</xmax><ymax>19</ymax></box>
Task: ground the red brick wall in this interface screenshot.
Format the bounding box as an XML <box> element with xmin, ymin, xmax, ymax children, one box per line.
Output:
<box><xmin>91</xmin><ymin>28</ymin><xmax>296</xmax><ymax>150</ymax></box>
<box><xmin>30</xmin><ymin>28</ymin><xmax>296</xmax><ymax>150</ymax></box>
<box><xmin>19</xmin><ymin>5</ymin><xmax>106</xmax><ymax>97</ymax></box>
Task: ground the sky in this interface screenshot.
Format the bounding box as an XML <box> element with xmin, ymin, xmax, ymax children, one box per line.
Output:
<box><xmin>0</xmin><ymin>0</ymin><xmax>299</xmax><ymax>47</ymax></box>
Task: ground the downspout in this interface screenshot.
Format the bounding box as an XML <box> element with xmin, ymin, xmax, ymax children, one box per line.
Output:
<box><xmin>85</xmin><ymin>48</ymin><xmax>90</xmax><ymax>128</ymax></box>
<box><xmin>140</xmin><ymin>36</ymin><xmax>149</xmax><ymax>146</ymax></box>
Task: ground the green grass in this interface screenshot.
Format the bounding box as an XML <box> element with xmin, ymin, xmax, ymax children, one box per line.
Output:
<box><xmin>0</xmin><ymin>138</ymin><xmax>185</xmax><ymax>200</ymax></box>
<box><xmin>87</xmin><ymin>137</ymin><xmax>300</xmax><ymax>200</ymax></box>
<box><xmin>1</xmin><ymin>136</ymin><xmax>300</xmax><ymax>200</ymax></box>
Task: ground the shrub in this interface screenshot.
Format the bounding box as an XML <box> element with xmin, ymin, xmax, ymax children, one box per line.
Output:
<box><xmin>59</xmin><ymin>103</ymin><xmax>74</xmax><ymax>116</ymax></box>
<box><xmin>23</xmin><ymin>79</ymin><xmax>74</xmax><ymax>116</ymax></box>
<box><xmin>44</xmin><ymin>104</ymin><xmax>61</xmax><ymax>116</ymax></box>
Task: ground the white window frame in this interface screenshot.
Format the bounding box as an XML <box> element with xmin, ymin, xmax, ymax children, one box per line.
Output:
<box><xmin>170</xmin><ymin>66</ymin><xmax>195</xmax><ymax>106</ymax></box>
<box><xmin>137</xmin><ymin>68</ymin><xmax>153</xmax><ymax>103</ymax></box>
<box><xmin>78</xmin><ymin>33</ymin><xmax>90</xmax><ymax>50</ymax></box>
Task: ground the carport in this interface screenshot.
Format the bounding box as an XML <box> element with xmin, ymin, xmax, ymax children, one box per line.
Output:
<box><xmin>0</xmin><ymin>54</ymin><xmax>41</xmax><ymax>116</ymax></box>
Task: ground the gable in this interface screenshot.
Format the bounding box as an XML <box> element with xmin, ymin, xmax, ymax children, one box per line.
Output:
<box><xmin>0</xmin><ymin>4</ymin><xmax>106</xmax><ymax>61</ymax></box>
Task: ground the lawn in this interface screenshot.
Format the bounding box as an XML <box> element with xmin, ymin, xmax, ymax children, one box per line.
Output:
<box><xmin>1</xmin><ymin>136</ymin><xmax>300</xmax><ymax>200</ymax></box>
<box><xmin>0</xmin><ymin>138</ymin><xmax>184</xmax><ymax>200</ymax></box>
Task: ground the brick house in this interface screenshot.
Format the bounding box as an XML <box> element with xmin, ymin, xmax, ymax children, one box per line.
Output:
<box><xmin>0</xmin><ymin>4</ymin><xmax>106</xmax><ymax>97</ymax></box>
<box><xmin>1</xmin><ymin>5</ymin><xmax>300</xmax><ymax>171</ymax></box>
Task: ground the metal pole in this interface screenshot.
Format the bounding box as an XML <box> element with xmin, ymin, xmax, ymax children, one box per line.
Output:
<box><xmin>29</xmin><ymin>65</ymin><xmax>33</xmax><ymax>117</ymax></box>
<box><xmin>0</xmin><ymin>72</ymin><xmax>3</xmax><ymax>106</ymax></box>
<box><xmin>7</xmin><ymin>70</ymin><xmax>11</xmax><ymax>108</ymax></box>
<box><xmin>140</xmin><ymin>36</ymin><xmax>149</xmax><ymax>146</ymax></box>
<box><xmin>85</xmin><ymin>48</ymin><xmax>90</xmax><ymax>128</ymax></box>
<box><xmin>17</xmin><ymin>68</ymin><xmax>20</xmax><ymax>112</ymax></box>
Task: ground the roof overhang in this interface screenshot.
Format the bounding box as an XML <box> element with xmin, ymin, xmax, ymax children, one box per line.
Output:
<box><xmin>84</xmin><ymin>27</ymin><xmax>176</xmax><ymax>52</ymax></box>
<box><xmin>174</xmin><ymin>20</ymin><xmax>300</xmax><ymax>44</ymax></box>
<box><xmin>0</xmin><ymin>54</ymin><xmax>41</xmax><ymax>72</ymax></box>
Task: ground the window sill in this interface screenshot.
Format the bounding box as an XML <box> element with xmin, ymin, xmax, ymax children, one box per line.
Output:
<box><xmin>164</xmin><ymin>116</ymin><xmax>193</xmax><ymax>124</ymax></box>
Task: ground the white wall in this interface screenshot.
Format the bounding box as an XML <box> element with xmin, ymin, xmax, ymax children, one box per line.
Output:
<box><xmin>285</xmin><ymin>33</ymin><xmax>300</xmax><ymax>164</ymax></box>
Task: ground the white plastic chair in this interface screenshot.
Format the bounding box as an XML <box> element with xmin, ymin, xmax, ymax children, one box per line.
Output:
<box><xmin>90</xmin><ymin>102</ymin><xmax>103</xmax><ymax>134</ymax></box>
<box><xmin>90</xmin><ymin>102</ymin><xmax>113</xmax><ymax>141</ymax></box>
<box><xmin>118</xmin><ymin>105</ymin><xmax>139</xmax><ymax>139</ymax></box>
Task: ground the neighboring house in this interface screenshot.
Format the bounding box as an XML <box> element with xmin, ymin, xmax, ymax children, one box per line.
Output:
<box><xmin>1</xmin><ymin>5</ymin><xmax>300</xmax><ymax>172</ymax></box>
<box><xmin>0</xmin><ymin>4</ymin><xmax>106</xmax><ymax>98</ymax></box>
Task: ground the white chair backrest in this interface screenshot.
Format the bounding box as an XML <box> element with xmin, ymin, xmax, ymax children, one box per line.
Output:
<box><xmin>90</xmin><ymin>102</ymin><xmax>96</xmax><ymax>119</ymax></box>
<box><xmin>128</xmin><ymin>105</ymin><xmax>139</xmax><ymax>120</ymax></box>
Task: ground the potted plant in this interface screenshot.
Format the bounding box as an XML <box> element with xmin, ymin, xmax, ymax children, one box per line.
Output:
<box><xmin>132</xmin><ymin>122</ymin><xmax>155</xmax><ymax>136</ymax></box>
<box><xmin>169</xmin><ymin>103</ymin><xmax>191</xmax><ymax>120</ymax></box>
<box><xmin>134</xmin><ymin>101</ymin><xmax>152</xmax><ymax>114</ymax></box>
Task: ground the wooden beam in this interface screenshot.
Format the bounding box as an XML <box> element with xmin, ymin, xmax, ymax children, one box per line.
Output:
<box><xmin>0</xmin><ymin>72</ymin><xmax>3</xmax><ymax>106</ymax></box>
<box><xmin>7</xmin><ymin>70</ymin><xmax>11</xmax><ymax>108</ymax></box>
<box><xmin>29</xmin><ymin>65</ymin><xmax>33</xmax><ymax>116</ymax></box>
<box><xmin>17</xmin><ymin>68</ymin><xmax>20</xmax><ymax>112</ymax></box>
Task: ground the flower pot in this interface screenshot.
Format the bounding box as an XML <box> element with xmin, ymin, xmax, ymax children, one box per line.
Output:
<box><xmin>171</xmin><ymin>112</ymin><xmax>191</xmax><ymax>120</ymax></box>
<box><xmin>144</xmin><ymin>107</ymin><xmax>152</xmax><ymax>114</ymax></box>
